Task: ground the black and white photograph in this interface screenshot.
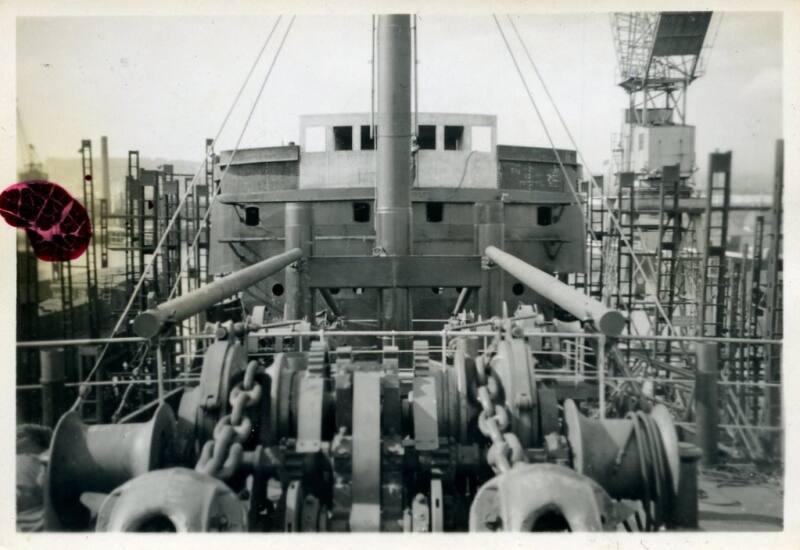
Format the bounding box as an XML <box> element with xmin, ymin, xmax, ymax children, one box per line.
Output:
<box><xmin>5</xmin><ymin>1</ymin><xmax>795</xmax><ymax>541</ymax></box>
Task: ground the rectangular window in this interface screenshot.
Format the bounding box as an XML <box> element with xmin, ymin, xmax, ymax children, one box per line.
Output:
<box><xmin>244</xmin><ymin>206</ymin><xmax>260</xmax><ymax>226</ymax></box>
<box><xmin>537</xmin><ymin>206</ymin><xmax>553</xmax><ymax>226</ymax></box>
<box><xmin>334</xmin><ymin>126</ymin><xmax>353</xmax><ymax>151</ymax></box>
<box><xmin>426</xmin><ymin>202</ymin><xmax>444</xmax><ymax>223</ymax></box>
<box><xmin>305</xmin><ymin>126</ymin><xmax>326</xmax><ymax>152</ymax></box>
<box><xmin>471</xmin><ymin>126</ymin><xmax>492</xmax><ymax>152</ymax></box>
<box><xmin>360</xmin><ymin>125</ymin><xmax>375</xmax><ymax>150</ymax></box>
<box><xmin>417</xmin><ymin>125</ymin><xmax>436</xmax><ymax>150</ymax></box>
<box><xmin>444</xmin><ymin>126</ymin><xmax>464</xmax><ymax>150</ymax></box>
<box><xmin>353</xmin><ymin>202</ymin><xmax>371</xmax><ymax>223</ymax></box>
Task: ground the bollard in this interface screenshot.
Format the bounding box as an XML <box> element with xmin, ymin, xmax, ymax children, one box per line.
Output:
<box><xmin>667</xmin><ymin>442</ymin><xmax>702</xmax><ymax>530</ymax></box>
<box><xmin>695</xmin><ymin>342</ymin><xmax>719</xmax><ymax>466</ymax></box>
<box><xmin>40</xmin><ymin>348</ymin><xmax>66</xmax><ymax>428</ymax></box>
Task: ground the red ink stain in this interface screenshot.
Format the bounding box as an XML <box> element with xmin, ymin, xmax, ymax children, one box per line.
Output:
<box><xmin>0</xmin><ymin>181</ymin><xmax>92</xmax><ymax>262</ymax></box>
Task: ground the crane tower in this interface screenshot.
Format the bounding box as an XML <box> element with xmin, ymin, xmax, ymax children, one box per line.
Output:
<box><xmin>611</xmin><ymin>12</ymin><xmax>716</xmax><ymax>188</ymax></box>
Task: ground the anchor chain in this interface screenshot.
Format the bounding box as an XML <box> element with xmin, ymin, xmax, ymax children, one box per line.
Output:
<box><xmin>196</xmin><ymin>360</ymin><xmax>263</xmax><ymax>479</ymax></box>
<box><xmin>473</xmin><ymin>349</ymin><xmax>527</xmax><ymax>474</ymax></box>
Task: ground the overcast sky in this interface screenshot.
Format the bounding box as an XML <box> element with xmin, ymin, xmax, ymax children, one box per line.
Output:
<box><xmin>16</xmin><ymin>12</ymin><xmax>782</xmax><ymax>189</ymax></box>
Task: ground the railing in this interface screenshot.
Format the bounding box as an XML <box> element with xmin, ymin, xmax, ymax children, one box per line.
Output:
<box><xmin>16</xmin><ymin>328</ymin><xmax>782</xmax><ymax>457</ymax></box>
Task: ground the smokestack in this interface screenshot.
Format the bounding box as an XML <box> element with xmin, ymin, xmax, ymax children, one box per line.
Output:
<box><xmin>101</xmin><ymin>136</ymin><xmax>111</xmax><ymax>210</ymax></box>
<box><xmin>375</xmin><ymin>14</ymin><xmax>412</xmax><ymax>333</ymax></box>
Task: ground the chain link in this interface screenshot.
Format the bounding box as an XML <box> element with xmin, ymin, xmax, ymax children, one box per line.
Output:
<box><xmin>473</xmin><ymin>350</ymin><xmax>527</xmax><ymax>475</ymax></box>
<box><xmin>196</xmin><ymin>360</ymin><xmax>261</xmax><ymax>479</ymax></box>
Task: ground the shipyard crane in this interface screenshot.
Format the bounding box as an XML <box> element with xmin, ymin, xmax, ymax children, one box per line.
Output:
<box><xmin>611</xmin><ymin>12</ymin><xmax>716</xmax><ymax>128</ymax></box>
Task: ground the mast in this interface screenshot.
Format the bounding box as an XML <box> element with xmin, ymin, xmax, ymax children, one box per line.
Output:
<box><xmin>375</xmin><ymin>14</ymin><xmax>413</xmax><ymax>333</ymax></box>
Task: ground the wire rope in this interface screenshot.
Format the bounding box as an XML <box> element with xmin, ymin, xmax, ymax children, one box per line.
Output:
<box><xmin>499</xmin><ymin>14</ymin><xmax>679</xmax><ymax>336</ymax></box>
<box><xmin>69</xmin><ymin>16</ymin><xmax>288</xmax><ymax>410</ymax></box>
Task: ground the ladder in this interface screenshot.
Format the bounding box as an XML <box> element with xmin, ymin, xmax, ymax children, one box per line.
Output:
<box><xmin>763</xmin><ymin>140</ymin><xmax>783</xmax><ymax>433</ymax></box>
<box><xmin>747</xmin><ymin>215</ymin><xmax>765</xmax><ymax>423</ymax></box>
<box><xmin>653</xmin><ymin>165</ymin><xmax>684</xmax><ymax>365</ymax></box>
<box><xmin>125</xmin><ymin>151</ymin><xmax>140</xmax><ymax>303</ymax></box>
<box><xmin>615</xmin><ymin>173</ymin><xmax>637</xmax><ymax>316</ymax></box>
<box><xmin>698</xmin><ymin>152</ymin><xmax>732</xmax><ymax>338</ymax></box>
<box><xmin>202</xmin><ymin>138</ymin><xmax>214</xmax><ymax>285</ymax></box>
<box><xmin>587</xmin><ymin>182</ymin><xmax>606</xmax><ymax>301</ymax></box>
<box><xmin>99</xmin><ymin>198</ymin><xmax>109</xmax><ymax>268</ymax></box>
<box><xmin>568</xmin><ymin>191</ymin><xmax>589</xmax><ymax>292</ymax></box>
<box><xmin>80</xmin><ymin>140</ymin><xmax>101</xmax><ymax>338</ymax></box>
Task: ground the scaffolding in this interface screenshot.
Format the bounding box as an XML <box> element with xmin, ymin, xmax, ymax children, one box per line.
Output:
<box><xmin>89</xmin><ymin>141</ymin><xmax>215</xmax><ymax>421</ymax></box>
<box><xmin>763</xmin><ymin>140</ymin><xmax>783</xmax><ymax>441</ymax></box>
<box><xmin>585</xmin><ymin>144</ymin><xmax>782</xmax><ymax>460</ymax></box>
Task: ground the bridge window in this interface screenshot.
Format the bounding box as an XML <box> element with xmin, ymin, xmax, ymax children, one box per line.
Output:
<box><xmin>244</xmin><ymin>206</ymin><xmax>259</xmax><ymax>226</ymax></box>
<box><xmin>417</xmin><ymin>125</ymin><xmax>436</xmax><ymax>150</ymax></box>
<box><xmin>537</xmin><ymin>206</ymin><xmax>553</xmax><ymax>226</ymax></box>
<box><xmin>304</xmin><ymin>126</ymin><xmax>326</xmax><ymax>152</ymax></box>
<box><xmin>512</xmin><ymin>283</ymin><xmax>525</xmax><ymax>296</ymax></box>
<box><xmin>426</xmin><ymin>202</ymin><xmax>444</xmax><ymax>223</ymax></box>
<box><xmin>334</xmin><ymin>126</ymin><xmax>353</xmax><ymax>151</ymax></box>
<box><xmin>444</xmin><ymin>125</ymin><xmax>464</xmax><ymax>150</ymax></box>
<box><xmin>471</xmin><ymin>126</ymin><xmax>492</xmax><ymax>152</ymax></box>
<box><xmin>272</xmin><ymin>283</ymin><xmax>285</xmax><ymax>296</ymax></box>
<box><xmin>353</xmin><ymin>202</ymin><xmax>371</xmax><ymax>223</ymax></box>
<box><xmin>360</xmin><ymin>125</ymin><xmax>375</xmax><ymax>150</ymax></box>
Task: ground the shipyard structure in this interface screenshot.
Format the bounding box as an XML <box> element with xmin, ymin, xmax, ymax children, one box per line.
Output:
<box><xmin>15</xmin><ymin>13</ymin><xmax>783</xmax><ymax>532</ymax></box>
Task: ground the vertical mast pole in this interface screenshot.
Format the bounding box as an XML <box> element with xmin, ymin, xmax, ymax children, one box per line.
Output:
<box><xmin>376</xmin><ymin>14</ymin><xmax>412</xmax><ymax>334</ymax></box>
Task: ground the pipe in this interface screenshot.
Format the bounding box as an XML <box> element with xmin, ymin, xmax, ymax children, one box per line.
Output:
<box><xmin>375</xmin><ymin>14</ymin><xmax>412</xmax><ymax>334</ymax></box>
<box><xmin>484</xmin><ymin>246</ymin><xmax>625</xmax><ymax>336</ymax></box>
<box><xmin>133</xmin><ymin>248</ymin><xmax>303</xmax><ymax>339</ymax></box>
<box><xmin>667</xmin><ymin>442</ymin><xmax>702</xmax><ymax>529</ymax></box>
<box><xmin>40</xmin><ymin>348</ymin><xmax>66</xmax><ymax>427</ymax></box>
<box><xmin>476</xmin><ymin>202</ymin><xmax>504</xmax><ymax>318</ymax></box>
<box><xmin>695</xmin><ymin>342</ymin><xmax>719</xmax><ymax>466</ymax></box>
<box><xmin>284</xmin><ymin>203</ymin><xmax>313</xmax><ymax>320</ymax></box>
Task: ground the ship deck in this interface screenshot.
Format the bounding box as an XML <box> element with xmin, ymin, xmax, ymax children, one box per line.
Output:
<box><xmin>697</xmin><ymin>469</ymin><xmax>783</xmax><ymax>531</ymax></box>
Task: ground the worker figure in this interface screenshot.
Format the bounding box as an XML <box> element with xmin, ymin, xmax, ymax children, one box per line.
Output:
<box><xmin>16</xmin><ymin>424</ymin><xmax>52</xmax><ymax>532</ymax></box>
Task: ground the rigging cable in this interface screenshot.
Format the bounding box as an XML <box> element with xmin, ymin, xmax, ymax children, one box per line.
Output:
<box><xmin>166</xmin><ymin>15</ymin><xmax>297</xmax><ymax>302</ymax></box>
<box><xmin>69</xmin><ymin>15</ymin><xmax>287</xmax><ymax>411</ymax></box>
<box><xmin>371</xmin><ymin>14</ymin><xmax>376</xmax><ymax>141</ymax></box>
<box><xmin>500</xmin><ymin>14</ymin><xmax>678</xmax><ymax>336</ymax></box>
<box><xmin>491</xmin><ymin>15</ymin><xmax>586</xmax><ymax>223</ymax></box>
